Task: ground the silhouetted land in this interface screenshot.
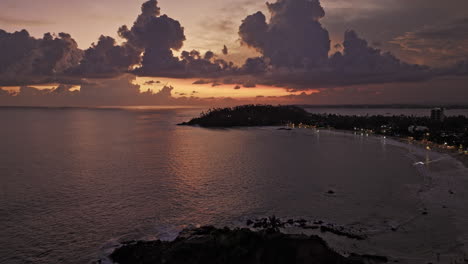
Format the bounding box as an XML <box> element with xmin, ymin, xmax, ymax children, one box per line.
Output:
<box><xmin>180</xmin><ymin>105</ymin><xmax>468</xmax><ymax>153</ymax></box>
<box><xmin>178</xmin><ymin>105</ymin><xmax>311</xmax><ymax>127</ymax></box>
<box><xmin>109</xmin><ymin>225</ymin><xmax>387</xmax><ymax>264</ymax></box>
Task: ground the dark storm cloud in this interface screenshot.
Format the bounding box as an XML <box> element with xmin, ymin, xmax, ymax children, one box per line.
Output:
<box><xmin>327</xmin><ymin>30</ymin><xmax>432</xmax><ymax>84</ymax></box>
<box><xmin>391</xmin><ymin>18</ymin><xmax>468</xmax><ymax>66</ymax></box>
<box><xmin>0</xmin><ymin>30</ymin><xmax>83</xmax><ymax>85</ymax></box>
<box><xmin>263</xmin><ymin>45</ymin><xmax>432</xmax><ymax>88</ymax></box>
<box><xmin>0</xmin><ymin>0</ymin><xmax>466</xmax><ymax>99</ymax></box>
<box><xmin>73</xmin><ymin>35</ymin><xmax>141</xmax><ymax>77</ymax></box>
<box><xmin>179</xmin><ymin>50</ymin><xmax>237</xmax><ymax>76</ymax></box>
<box><xmin>116</xmin><ymin>0</ymin><xmax>237</xmax><ymax>77</ymax></box>
<box><xmin>118</xmin><ymin>0</ymin><xmax>185</xmax><ymax>75</ymax></box>
<box><xmin>239</xmin><ymin>0</ymin><xmax>330</xmax><ymax>68</ymax></box>
<box><xmin>241</xmin><ymin>57</ymin><xmax>268</xmax><ymax>74</ymax></box>
<box><xmin>235</xmin><ymin>0</ymin><xmax>438</xmax><ymax>89</ymax></box>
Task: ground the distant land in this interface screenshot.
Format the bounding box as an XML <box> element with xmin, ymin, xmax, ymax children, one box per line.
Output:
<box><xmin>297</xmin><ymin>104</ymin><xmax>468</xmax><ymax>109</ymax></box>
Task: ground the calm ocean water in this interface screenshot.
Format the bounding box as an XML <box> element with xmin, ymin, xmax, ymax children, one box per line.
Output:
<box><xmin>1</xmin><ymin>107</ymin><xmax>468</xmax><ymax>264</ymax></box>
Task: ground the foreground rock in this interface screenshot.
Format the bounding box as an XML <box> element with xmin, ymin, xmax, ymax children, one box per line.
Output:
<box><xmin>110</xmin><ymin>226</ymin><xmax>386</xmax><ymax>264</ymax></box>
<box><xmin>178</xmin><ymin>105</ymin><xmax>312</xmax><ymax>127</ymax></box>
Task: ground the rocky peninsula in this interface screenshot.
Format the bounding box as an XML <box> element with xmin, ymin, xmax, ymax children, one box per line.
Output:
<box><xmin>178</xmin><ymin>105</ymin><xmax>312</xmax><ymax>127</ymax></box>
<box><xmin>109</xmin><ymin>224</ymin><xmax>387</xmax><ymax>264</ymax></box>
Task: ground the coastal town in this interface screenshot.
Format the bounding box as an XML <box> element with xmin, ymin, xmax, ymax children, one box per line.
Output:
<box><xmin>181</xmin><ymin>105</ymin><xmax>468</xmax><ymax>158</ymax></box>
<box><xmin>300</xmin><ymin>107</ymin><xmax>468</xmax><ymax>156</ymax></box>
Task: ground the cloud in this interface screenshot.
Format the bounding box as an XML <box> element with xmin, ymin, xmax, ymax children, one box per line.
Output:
<box><xmin>239</xmin><ymin>0</ymin><xmax>330</xmax><ymax>68</ymax></box>
<box><xmin>326</xmin><ymin>30</ymin><xmax>432</xmax><ymax>84</ymax></box>
<box><xmin>80</xmin><ymin>74</ymin><xmax>141</xmax><ymax>98</ymax></box>
<box><xmin>236</xmin><ymin>0</ymin><xmax>442</xmax><ymax>89</ymax></box>
<box><xmin>0</xmin><ymin>16</ymin><xmax>54</xmax><ymax>26</ymax></box>
<box><xmin>73</xmin><ymin>35</ymin><xmax>141</xmax><ymax>77</ymax></box>
<box><xmin>0</xmin><ymin>30</ymin><xmax>83</xmax><ymax>85</ymax></box>
<box><xmin>118</xmin><ymin>0</ymin><xmax>185</xmax><ymax>75</ymax></box>
<box><xmin>179</xmin><ymin>50</ymin><xmax>236</xmax><ymax>76</ymax></box>
<box><xmin>144</xmin><ymin>80</ymin><xmax>161</xmax><ymax>85</ymax></box>
<box><xmin>241</xmin><ymin>57</ymin><xmax>268</xmax><ymax>74</ymax></box>
<box><xmin>192</xmin><ymin>79</ymin><xmax>211</xmax><ymax>85</ymax></box>
<box><xmin>0</xmin><ymin>74</ymin><xmax>186</xmax><ymax>106</ymax></box>
<box><xmin>390</xmin><ymin>18</ymin><xmax>468</xmax><ymax>66</ymax></box>
<box><xmin>0</xmin><ymin>0</ymin><xmax>466</xmax><ymax>104</ymax></box>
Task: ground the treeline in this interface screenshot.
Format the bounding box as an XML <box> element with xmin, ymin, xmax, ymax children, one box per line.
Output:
<box><xmin>180</xmin><ymin>105</ymin><xmax>468</xmax><ymax>149</ymax></box>
<box><xmin>179</xmin><ymin>105</ymin><xmax>311</xmax><ymax>127</ymax></box>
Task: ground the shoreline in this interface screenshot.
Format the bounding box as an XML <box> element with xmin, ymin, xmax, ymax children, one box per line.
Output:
<box><xmin>308</xmin><ymin>127</ymin><xmax>468</xmax><ymax>168</ymax></box>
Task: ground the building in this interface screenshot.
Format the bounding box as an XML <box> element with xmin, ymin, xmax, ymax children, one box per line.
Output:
<box><xmin>408</xmin><ymin>125</ymin><xmax>429</xmax><ymax>133</ymax></box>
<box><xmin>431</xmin><ymin>108</ymin><xmax>445</xmax><ymax>122</ymax></box>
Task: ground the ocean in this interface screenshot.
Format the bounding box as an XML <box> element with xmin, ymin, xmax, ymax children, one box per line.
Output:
<box><xmin>1</xmin><ymin>107</ymin><xmax>467</xmax><ymax>264</ymax></box>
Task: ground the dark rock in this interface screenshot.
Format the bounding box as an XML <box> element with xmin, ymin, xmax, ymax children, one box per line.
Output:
<box><xmin>110</xmin><ymin>226</ymin><xmax>380</xmax><ymax>264</ymax></box>
<box><xmin>179</xmin><ymin>105</ymin><xmax>312</xmax><ymax>127</ymax></box>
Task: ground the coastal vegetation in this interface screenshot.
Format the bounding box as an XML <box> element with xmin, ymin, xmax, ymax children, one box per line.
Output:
<box><xmin>180</xmin><ymin>105</ymin><xmax>468</xmax><ymax>153</ymax></box>
<box><xmin>178</xmin><ymin>105</ymin><xmax>311</xmax><ymax>127</ymax></box>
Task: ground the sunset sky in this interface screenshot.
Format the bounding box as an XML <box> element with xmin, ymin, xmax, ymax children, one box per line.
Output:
<box><xmin>1</xmin><ymin>0</ymin><xmax>467</xmax><ymax>105</ymax></box>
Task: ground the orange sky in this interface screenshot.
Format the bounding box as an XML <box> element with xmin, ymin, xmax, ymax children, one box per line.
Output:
<box><xmin>1</xmin><ymin>77</ymin><xmax>319</xmax><ymax>99</ymax></box>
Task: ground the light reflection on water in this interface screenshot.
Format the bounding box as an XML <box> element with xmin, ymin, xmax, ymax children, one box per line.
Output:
<box><xmin>0</xmin><ymin>107</ymin><xmax>467</xmax><ymax>264</ymax></box>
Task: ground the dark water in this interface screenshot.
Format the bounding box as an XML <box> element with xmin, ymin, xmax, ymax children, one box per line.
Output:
<box><xmin>1</xmin><ymin>107</ymin><xmax>467</xmax><ymax>264</ymax></box>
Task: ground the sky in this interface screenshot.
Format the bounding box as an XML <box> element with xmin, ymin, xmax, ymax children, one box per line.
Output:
<box><xmin>0</xmin><ymin>0</ymin><xmax>467</xmax><ymax>106</ymax></box>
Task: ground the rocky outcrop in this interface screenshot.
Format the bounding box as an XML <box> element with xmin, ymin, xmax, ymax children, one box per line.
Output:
<box><xmin>110</xmin><ymin>226</ymin><xmax>387</xmax><ymax>264</ymax></box>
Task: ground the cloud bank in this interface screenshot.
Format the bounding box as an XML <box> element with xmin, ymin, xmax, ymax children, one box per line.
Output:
<box><xmin>0</xmin><ymin>0</ymin><xmax>467</xmax><ymax>105</ymax></box>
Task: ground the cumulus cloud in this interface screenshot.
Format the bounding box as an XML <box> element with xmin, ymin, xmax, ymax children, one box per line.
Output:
<box><xmin>239</xmin><ymin>0</ymin><xmax>330</xmax><ymax>68</ymax></box>
<box><xmin>118</xmin><ymin>0</ymin><xmax>185</xmax><ymax>75</ymax></box>
<box><xmin>0</xmin><ymin>30</ymin><xmax>83</xmax><ymax>85</ymax></box>
<box><xmin>73</xmin><ymin>35</ymin><xmax>141</xmax><ymax>77</ymax></box>
<box><xmin>179</xmin><ymin>50</ymin><xmax>236</xmax><ymax>76</ymax></box>
<box><xmin>241</xmin><ymin>57</ymin><xmax>269</xmax><ymax>74</ymax></box>
<box><xmin>236</xmin><ymin>0</ymin><xmax>442</xmax><ymax>89</ymax></box>
<box><xmin>327</xmin><ymin>30</ymin><xmax>432</xmax><ymax>84</ymax></box>
<box><xmin>0</xmin><ymin>0</ymin><xmax>466</xmax><ymax>105</ymax></box>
